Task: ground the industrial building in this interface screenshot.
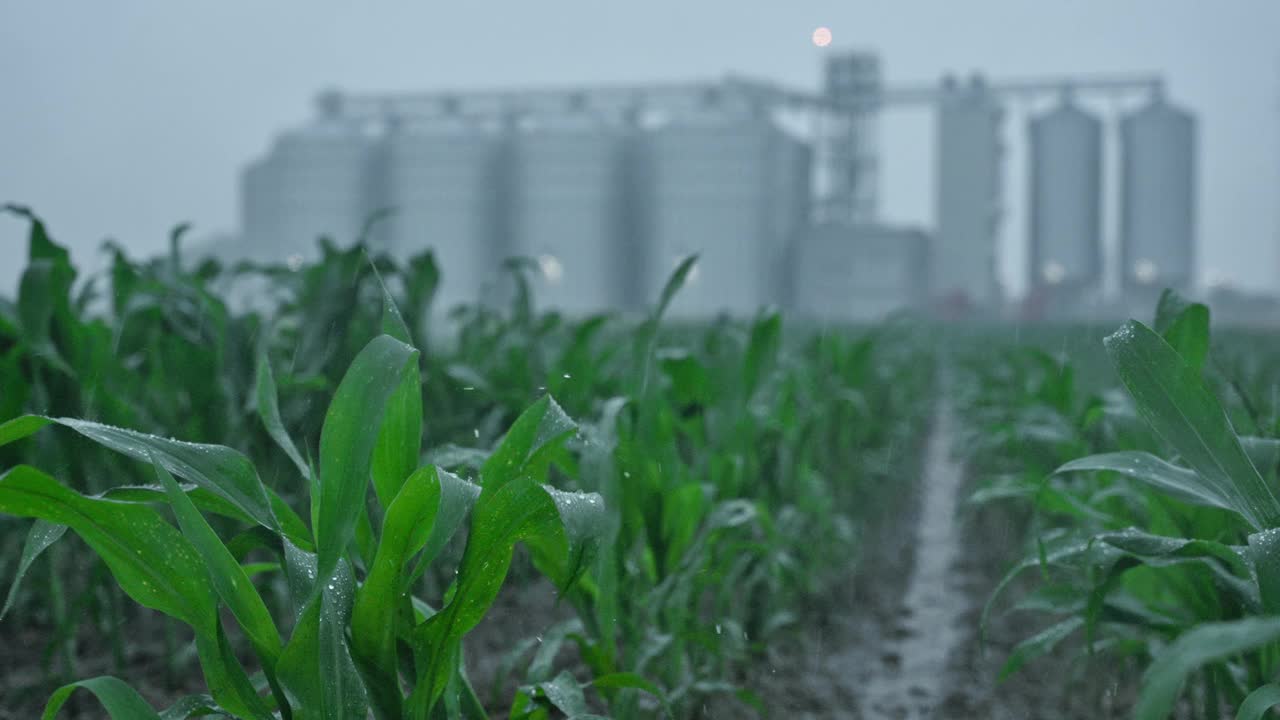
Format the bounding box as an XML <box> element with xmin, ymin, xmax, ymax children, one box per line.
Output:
<box><xmin>232</xmin><ymin>54</ymin><xmax>1200</xmax><ymax>323</ymax></box>
<box><xmin>794</xmin><ymin>223</ymin><xmax>930</xmax><ymax>322</ymax></box>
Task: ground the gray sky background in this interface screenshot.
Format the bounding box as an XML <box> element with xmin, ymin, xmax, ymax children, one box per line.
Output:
<box><xmin>3</xmin><ymin>1</ymin><xmax>1278</xmax><ymax>299</ymax></box>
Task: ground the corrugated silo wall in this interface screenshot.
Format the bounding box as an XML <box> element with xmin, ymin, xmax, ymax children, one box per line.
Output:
<box><xmin>775</xmin><ymin>133</ymin><xmax>814</xmax><ymax>312</ymax></box>
<box><xmin>1028</xmin><ymin>101</ymin><xmax>1103</xmax><ymax>293</ymax></box>
<box><xmin>267</xmin><ymin>125</ymin><xmax>379</xmax><ymax>262</ymax></box>
<box><xmin>378</xmin><ymin>123</ymin><xmax>505</xmax><ymax>314</ymax></box>
<box><xmin>509</xmin><ymin>119</ymin><xmax>630</xmax><ymax>315</ymax></box>
<box><xmin>1120</xmin><ymin>99</ymin><xmax>1197</xmax><ymax>293</ymax></box>
<box><xmin>240</xmin><ymin>158</ymin><xmax>278</xmax><ymax>263</ymax></box>
<box><xmin>933</xmin><ymin>88</ymin><xmax>1004</xmax><ymax>307</ymax></box>
<box><xmin>642</xmin><ymin>113</ymin><xmax>811</xmax><ymax>318</ymax></box>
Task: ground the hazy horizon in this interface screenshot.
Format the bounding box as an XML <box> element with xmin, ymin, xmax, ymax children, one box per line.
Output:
<box><xmin>3</xmin><ymin>1</ymin><xmax>1278</xmax><ymax>301</ymax></box>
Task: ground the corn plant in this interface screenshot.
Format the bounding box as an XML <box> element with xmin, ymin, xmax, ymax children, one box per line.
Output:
<box><xmin>0</xmin><ymin>279</ymin><xmax>612</xmax><ymax>719</ymax></box>
<box><xmin>972</xmin><ymin>292</ymin><xmax>1280</xmax><ymax>719</ymax></box>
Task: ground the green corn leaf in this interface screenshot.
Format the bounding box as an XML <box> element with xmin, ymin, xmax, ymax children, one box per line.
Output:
<box><xmin>1</xmin><ymin>519</ymin><xmax>67</xmax><ymax>620</ymax></box>
<box><xmin>0</xmin><ymin>465</ymin><xmax>216</xmax><ymax>630</ymax></box>
<box><xmin>654</xmin><ymin>254</ymin><xmax>698</xmax><ymax>322</ymax></box>
<box><xmin>407</xmin><ymin>477</ymin><xmax>606</xmax><ymax>717</ymax></box>
<box><xmin>157</xmin><ymin>694</ymin><xmax>224</xmax><ymax>720</ymax></box>
<box><xmin>1247</xmin><ymin>529</ymin><xmax>1280</xmax><ymax>614</ymax></box>
<box><xmin>194</xmin><ymin>618</ymin><xmax>277</xmax><ymax>720</ymax></box>
<box><xmin>743</xmin><ymin>310</ymin><xmax>782</xmax><ymax>399</ymax></box>
<box><xmin>1136</xmin><ymin>616</ymin><xmax>1280</xmax><ymax>720</ymax></box>
<box><xmin>480</xmin><ymin>394</ymin><xmax>576</xmax><ymax>494</ymax></box>
<box><xmin>40</xmin><ymin>676</ymin><xmax>161</xmax><ymax>720</ymax></box>
<box><xmin>1161</xmin><ymin>302</ymin><xmax>1210</xmax><ymax>373</ymax></box>
<box><xmin>278</xmin><ymin>552</ymin><xmax>369</xmax><ymax>720</ymax></box>
<box><xmin>152</xmin><ymin>457</ymin><xmax>283</xmax><ymax>671</ymax></box>
<box><xmin>522</xmin><ymin>670</ymin><xmax>591</xmax><ymax>718</ymax></box>
<box><xmin>981</xmin><ymin>538</ymin><xmax>1120</xmax><ymax>645</ymax></box>
<box><xmin>0</xmin><ymin>466</ymin><xmax>273</xmax><ymax>718</ymax></box>
<box><xmin>370</xmin><ymin>270</ymin><xmax>423</xmax><ymax>510</ymax></box>
<box><xmin>371</xmin><ymin>358</ymin><xmax>422</xmax><ymax>512</ymax></box>
<box><xmin>1236</xmin><ymin>683</ymin><xmax>1280</xmax><ymax>720</ymax></box>
<box><xmin>255</xmin><ymin>353</ymin><xmax>310</xmax><ymax>480</ymax></box>
<box><xmin>1152</xmin><ymin>288</ymin><xmax>1193</xmax><ymax>333</ymax></box>
<box><xmin>658</xmin><ymin>350</ymin><xmax>712</xmax><ymax>408</ymax></box>
<box><xmin>1104</xmin><ymin>320</ymin><xmax>1280</xmax><ymax>530</ymax></box>
<box><xmin>97</xmin><ymin>482</ymin><xmax>311</xmax><ymax>552</ymax></box>
<box><xmin>590</xmin><ymin>672</ymin><xmax>671</xmax><ymax>717</ymax></box>
<box><xmin>1056</xmin><ymin>451</ymin><xmax>1226</xmax><ymax>510</ymax></box>
<box><xmin>403</xmin><ymin>468</ymin><xmax>484</xmax><ymax>591</ymax></box>
<box><xmin>0</xmin><ymin>414</ymin><xmax>282</xmax><ymax>534</ymax></box>
<box><xmin>317</xmin><ymin>334</ymin><xmax>419</xmax><ymax>585</ymax></box>
<box><xmin>999</xmin><ymin>617</ymin><xmax>1084</xmax><ymax>681</ymax></box>
<box><xmin>0</xmin><ymin>414</ymin><xmax>53</xmax><ymax>447</ymax></box>
<box><xmin>532</xmin><ymin>486</ymin><xmax>609</xmax><ymax>591</ymax></box>
<box><xmin>61</xmin><ymin>418</ymin><xmax>281</xmax><ymax>532</ymax></box>
<box><xmin>351</xmin><ymin>465</ymin><xmax>479</xmax><ymax>717</ymax></box>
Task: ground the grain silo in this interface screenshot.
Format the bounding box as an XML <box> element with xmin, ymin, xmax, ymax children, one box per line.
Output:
<box><xmin>933</xmin><ymin>76</ymin><xmax>1004</xmax><ymax>311</ymax></box>
<box><xmin>1028</xmin><ymin>94</ymin><xmax>1103</xmax><ymax>299</ymax></box>
<box><xmin>243</xmin><ymin>96</ymin><xmax>378</xmax><ymax>265</ymax></box>
<box><xmin>238</xmin><ymin>157</ymin><xmax>280</xmax><ymax>264</ymax></box>
<box><xmin>509</xmin><ymin>112</ymin><xmax>632</xmax><ymax>315</ymax></box>
<box><xmin>379</xmin><ymin>116</ymin><xmax>505</xmax><ymax>313</ymax></box>
<box><xmin>641</xmin><ymin>95</ymin><xmax>811</xmax><ymax>318</ymax></box>
<box><xmin>1120</xmin><ymin>95</ymin><xmax>1196</xmax><ymax>295</ymax></box>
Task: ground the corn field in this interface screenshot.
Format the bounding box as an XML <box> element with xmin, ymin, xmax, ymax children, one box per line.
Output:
<box><xmin>2</xmin><ymin>204</ymin><xmax>1279</xmax><ymax>719</ymax></box>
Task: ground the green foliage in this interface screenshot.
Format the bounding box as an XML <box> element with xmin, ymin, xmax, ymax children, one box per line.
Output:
<box><xmin>0</xmin><ymin>210</ymin><xmax>932</xmax><ymax>719</ymax></box>
<box><xmin>967</xmin><ymin>289</ymin><xmax>1280</xmax><ymax>718</ymax></box>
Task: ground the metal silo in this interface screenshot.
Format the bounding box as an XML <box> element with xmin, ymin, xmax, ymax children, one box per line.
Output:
<box><xmin>380</xmin><ymin>117</ymin><xmax>505</xmax><ymax>313</ymax></box>
<box><xmin>265</xmin><ymin>117</ymin><xmax>378</xmax><ymax>262</ymax></box>
<box><xmin>239</xmin><ymin>156</ymin><xmax>280</xmax><ymax>264</ymax></box>
<box><xmin>933</xmin><ymin>76</ymin><xmax>1004</xmax><ymax>310</ymax></box>
<box><xmin>510</xmin><ymin>112</ymin><xmax>629</xmax><ymax>315</ymax></box>
<box><xmin>1028</xmin><ymin>95</ymin><xmax>1103</xmax><ymax>297</ymax></box>
<box><xmin>1120</xmin><ymin>95</ymin><xmax>1196</xmax><ymax>294</ymax></box>
<box><xmin>642</xmin><ymin>98</ymin><xmax>811</xmax><ymax>318</ymax></box>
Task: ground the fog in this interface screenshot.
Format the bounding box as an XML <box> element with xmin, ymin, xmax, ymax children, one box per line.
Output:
<box><xmin>2</xmin><ymin>1</ymin><xmax>1278</xmax><ymax>299</ymax></box>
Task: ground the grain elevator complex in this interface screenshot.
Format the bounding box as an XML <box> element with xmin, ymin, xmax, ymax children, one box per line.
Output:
<box><xmin>234</xmin><ymin>52</ymin><xmax>1200</xmax><ymax>323</ymax></box>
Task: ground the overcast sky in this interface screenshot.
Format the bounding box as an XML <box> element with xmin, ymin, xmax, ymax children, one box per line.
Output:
<box><xmin>3</xmin><ymin>2</ymin><xmax>1278</xmax><ymax>298</ymax></box>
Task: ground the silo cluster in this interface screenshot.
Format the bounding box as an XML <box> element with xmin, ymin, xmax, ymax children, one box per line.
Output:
<box><xmin>240</xmin><ymin>88</ymin><xmax>811</xmax><ymax>318</ymax></box>
<box><xmin>1024</xmin><ymin>90</ymin><xmax>1196</xmax><ymax>309</ymax></box>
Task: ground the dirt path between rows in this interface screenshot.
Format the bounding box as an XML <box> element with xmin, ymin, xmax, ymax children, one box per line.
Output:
<box><xmin>751</xmin><ymin>387</ymin><xmax>1134</xmax><ymax>719</ymax></box>
<box><xmin>855</xmin><ymin>396</ymin><xmax>968</xmax><ymax>718</ymax></box>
